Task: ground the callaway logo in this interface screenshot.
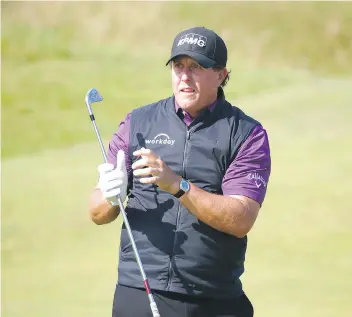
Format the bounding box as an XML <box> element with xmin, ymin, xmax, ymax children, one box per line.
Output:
<box><xmin>247</xmin><ymin>172</ymin><xmax>267</xmax><ymax>188</ymax></box>
<box><xmin>177</xmin><ymin>33</ymin><xmax>207</xmax><ymax>48</ymax></box>
<box><xmin>145</xmin><ymin>133</ymin><xmax>175</xmax><ymax>146</ymax></box>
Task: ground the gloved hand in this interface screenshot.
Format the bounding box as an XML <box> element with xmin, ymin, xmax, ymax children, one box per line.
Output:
<box><xmin>97</xmin><ymin>150</ymin><xmax>128</xmax><ymax>206</ymax></box>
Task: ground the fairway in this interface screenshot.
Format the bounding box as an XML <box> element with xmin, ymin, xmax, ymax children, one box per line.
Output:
<box><xmin>3</xmin><ymin>79</ymin><xmax>352</xmax><ymax>317</ymax></box>
<box><xmin>2</xmin><ymin>2</ymin><xmax>352</xmax><ymax>317</ymax></box>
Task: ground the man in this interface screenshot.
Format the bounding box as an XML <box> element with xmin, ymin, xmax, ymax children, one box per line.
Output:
<box><xmin>89</xmin><ymin>26</ymin><xmax>271</xmax><ymax>317</ymax></box>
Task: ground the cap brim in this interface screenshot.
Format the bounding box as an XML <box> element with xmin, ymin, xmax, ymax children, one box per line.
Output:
<box><xmin>165</xmin><ymin>51</ymin><xmax>216</xmax><ymax>68</ymax></box>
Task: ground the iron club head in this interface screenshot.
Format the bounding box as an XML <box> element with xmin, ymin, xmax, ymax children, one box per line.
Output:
<box><xmin>85</xmin><ymin>88</ymin><xmax>103</xmax><ymax>115</ymax></box>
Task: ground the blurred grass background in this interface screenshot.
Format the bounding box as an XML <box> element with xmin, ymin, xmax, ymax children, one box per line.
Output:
<box><xmin>2</xmin><ymin>1</ymin><xmax>352</xmax><ymax>317</ymax></box>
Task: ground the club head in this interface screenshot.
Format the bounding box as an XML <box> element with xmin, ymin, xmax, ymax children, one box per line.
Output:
<box><xmin>86</xmin><ymin>88</ymin><xmax>103</xmax><ymax>104</ymax></box>
<box><xmin>85</xmin><ymin>88</ymin><xmax>103</xmax><ymax>115</ymax></box>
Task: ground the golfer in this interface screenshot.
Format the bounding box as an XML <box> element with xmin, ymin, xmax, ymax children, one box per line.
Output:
<box><xmin>89</xmin><ymin>26</ymin><xmax>271</xmax><ymax>317</ymax></box>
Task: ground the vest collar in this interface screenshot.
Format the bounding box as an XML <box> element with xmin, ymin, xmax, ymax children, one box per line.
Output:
<box><xmin>173</xmin><ymin>86</ymin><xmax>225</xmax><ymax>119</ymax></box>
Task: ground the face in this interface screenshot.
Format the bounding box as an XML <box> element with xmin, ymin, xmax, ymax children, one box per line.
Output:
<box><xmin>171</xmin><ymin>56</ymin><xmax>227</xmax><ymax>116</ymax></box>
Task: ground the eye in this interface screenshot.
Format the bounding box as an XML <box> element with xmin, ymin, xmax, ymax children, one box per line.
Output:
<box><xmin>190</xmin><ymin>63</ymin><xmax>201</xmax><ymax>71</ymax></box>
<box><xmin>173</xmin><ymin>62</ymin><xmax>183</xmax><ymax>69</ymax></box>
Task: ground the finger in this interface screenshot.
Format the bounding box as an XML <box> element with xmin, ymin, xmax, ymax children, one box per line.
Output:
<box><xmin>132</xmin><ymin>157</ymin><xmax>159</xmax><ymax>170</ymax></box>
<box><xmin>103</xmin><ymin>189</ymin><xmax>122</xmax><ymax>199</ymax></box>
<box><xmin>98</xmin><ymin>163</ymin><xmax>114</xmax><ymax>174</ymax></box>
<box><xmin>116</xmin><ymin>150</ymin><xmax>126</xmax><ymax>171</ymax></box>
<box><xmin>100</xmin><ymin>179</ymin><xmax>124</xmax><ymax>192</ymax></box>
<box><xmin>133</xmin><ymin>147</ymin><xmax>158</xmax><ymax>159</ymax></box>
<box><xmin>107</xmin><ymin>178</ymin><xmax>124</xmax><ymax>187</ymax></box>
<box><xmin>133</xmin><ymin>167</ymin><xmax>160</xmax><ymax>177</ymax></box>
<box><xmin>104</xmin><ymin>170</ymin><xmax>125</xmax><ymax>181</ymax></box>
<box><xmin>105</xmin><ymin>186</ymin><xmax>123</xmax><ymax>195</ymax></box>
<box><xmin>139</xmin><ymin>176</ymin><xmax>159</xmax><ymax>184</ymax></box>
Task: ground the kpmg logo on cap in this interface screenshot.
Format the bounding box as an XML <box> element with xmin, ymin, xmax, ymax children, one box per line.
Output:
<box><xmin>177</xmin><ymin>33</ymin><xmax>207</xmax><ymax>48</ymax></box>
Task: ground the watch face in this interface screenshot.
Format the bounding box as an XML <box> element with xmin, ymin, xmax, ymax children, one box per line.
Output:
<box><xmin>180</xmin><ymin>179</ymin><xmax>190</xmax><ymax>192</ymax></box>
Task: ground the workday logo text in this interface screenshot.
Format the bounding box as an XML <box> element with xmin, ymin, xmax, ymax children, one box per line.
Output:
<box><xmin>145</xmin><ymin>133</ymin><xmax>175</xmax><ymax>146</ymax></box>
<box><xmin>177</xmin><ymin>33</ymin><xmax>207</xmax><ymax>48</ymax></box>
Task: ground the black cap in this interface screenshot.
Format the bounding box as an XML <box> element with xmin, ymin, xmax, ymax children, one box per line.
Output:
<box><xmin>166</xmin><ymin>26</ymin><xmax>227</xmax><ymax>68</ymax></box>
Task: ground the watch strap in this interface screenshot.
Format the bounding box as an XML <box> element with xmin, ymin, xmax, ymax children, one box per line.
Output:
<box><xmin>174</xmin><ymin>188</ymin><xmax>185</xmax><ymax>198</ymax></box>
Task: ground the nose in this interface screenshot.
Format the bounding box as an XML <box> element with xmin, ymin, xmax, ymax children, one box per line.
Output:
<box><xmin>180</xmin><ymin>68</ymin><xmax>192</xmax><ymax>82</ymax></box>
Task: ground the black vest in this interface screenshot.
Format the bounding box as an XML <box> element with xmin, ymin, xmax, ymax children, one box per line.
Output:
<box><xmin>118</xmin><ymin>93</ymin><xmax>260</xmax><ymax>298</ymax></box>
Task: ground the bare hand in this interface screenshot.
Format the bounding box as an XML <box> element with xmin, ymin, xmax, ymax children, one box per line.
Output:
<box><xmin>132</xmin><ymin>148</ymin><xmax>181</xmax><ymax>194</ymax></box>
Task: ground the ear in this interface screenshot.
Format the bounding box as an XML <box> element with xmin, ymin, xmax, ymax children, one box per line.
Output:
<box><xmin>218</xmin><ymin>68</ymin><xmax>228</xmax><ymax>83</ymax></box>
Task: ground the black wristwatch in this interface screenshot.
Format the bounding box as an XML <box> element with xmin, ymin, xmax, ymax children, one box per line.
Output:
<box><xmin>174</xmin><ymin>178</ymin><xmax>191</xmax><ymax>198</ymax></box>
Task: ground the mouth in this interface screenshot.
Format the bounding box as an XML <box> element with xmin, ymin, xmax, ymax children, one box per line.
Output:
<box><xmin>180</xmin><ymin>88</ymin><xmax>195</xmax><ymax>94</ymax></box>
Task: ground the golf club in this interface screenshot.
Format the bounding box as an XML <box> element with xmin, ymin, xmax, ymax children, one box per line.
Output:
<box><xmin>84</xmin><ymin>88</ymin><xmax>161</xmax><ymax>317</ymax></box>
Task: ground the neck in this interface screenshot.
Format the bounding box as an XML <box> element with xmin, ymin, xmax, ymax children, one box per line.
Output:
<box><xmin>176</xmin><ymin>96</ymin><xmax>218</xmax><ymax>119</ymax></box>
<box><xmin>189</xmin><ymin>98</ymin><xmax>218</xmax><ymax>118</ymax></box>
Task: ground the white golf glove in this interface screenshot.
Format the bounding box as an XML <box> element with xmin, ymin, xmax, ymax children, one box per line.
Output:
<box><xmin>97</xmin><ymin>150</ymin><xmax>128</xmax><ymax>206</ymax></box>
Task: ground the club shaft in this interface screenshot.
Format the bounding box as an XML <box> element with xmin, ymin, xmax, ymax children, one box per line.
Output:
<box><xmin>89</xmin><ymin>115</ymin><xmax>160</xmax><ymax>317</ymax></box>
<box><xmin>91</xmin><ymin>120</ymin><xmax>108</xmax><ymax>163</ymax></box>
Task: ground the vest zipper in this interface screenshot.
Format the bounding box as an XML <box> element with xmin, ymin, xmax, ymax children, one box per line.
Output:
<box><xmin>166</xmin><ymin>128</ymin><xmax>191</xmax><ymax>291</ymax></box>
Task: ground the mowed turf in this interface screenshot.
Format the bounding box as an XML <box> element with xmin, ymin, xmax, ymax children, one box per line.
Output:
<box><xmin>2</xmin><ymin>79</ymin><xmax>352</xmax><ymax>317</ymax></box>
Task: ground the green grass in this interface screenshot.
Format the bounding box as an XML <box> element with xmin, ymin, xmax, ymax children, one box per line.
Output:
<box><xmin>2</xmin><ymin>2</ymin><xmax>352</xmax><ymax>317</ymax></box>
<box><xmin>2</xmin><ymin>1</ymin><xmax>352</xmax><ymax>158</ymax></box>
<box><xmin>241</xmin><ymin>79</ymin><xmax>352</xmax><ymax>317</ymax></box>
<box><xmin>2</xmin><ymin>144</ymin><xmax>121</xmax><ymax>317</ymax></box>
<box><xmin>1</xmin><ymin>58</ymin><xmax>316</xmax><ymax>157</ymax></box>
<box><xmin>3</xmin><ymin>80</ymin><xmax>351</xmax><ymax>317</ymax></box>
